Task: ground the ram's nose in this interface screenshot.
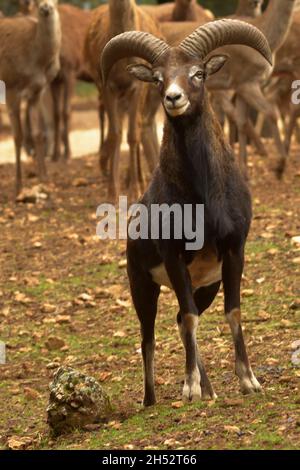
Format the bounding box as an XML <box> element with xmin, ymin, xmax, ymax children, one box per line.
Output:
<box><xmin>166</xmin><ymin>91</ymin><xmax>183</xmax><ymax>106</ymax></box>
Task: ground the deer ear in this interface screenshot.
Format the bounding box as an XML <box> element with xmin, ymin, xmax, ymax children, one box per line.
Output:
<box><xmin>127</xmin><ymin>63</ymin><xmax>154</xmax><ymax>83</ymax></box>
<box><xmin>204</xmin><ymin>54</ymin><xmax>229</xmax><ymax>76</ymax></box>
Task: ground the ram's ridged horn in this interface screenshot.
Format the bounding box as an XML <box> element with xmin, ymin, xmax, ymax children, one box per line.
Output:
<box><xmin>101</xmin><ymin>31</ymin><xmax>170</xmax><ymax>84</ymax></box>
<box><xmin>180</xmin><ymin>19</ymin><xmax>272</xmax><ymax>65</ymax></box>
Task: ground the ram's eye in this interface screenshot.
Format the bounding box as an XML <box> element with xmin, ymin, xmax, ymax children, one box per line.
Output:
<box><xmin>194</xmin><ymin>71</ymin><xmax>203</xmax><ymax>80</ymax></box>
<box><xmin>153</xmin><ymin>74</ymin><xmax>163</xmax><ymax>86</ymax></box>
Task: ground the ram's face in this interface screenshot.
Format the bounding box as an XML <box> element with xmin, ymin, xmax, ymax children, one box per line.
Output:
<box><xmin>152</xmin><ymin>63</ymin><xmax>206</xmax><ymax>118</ymax></box>
<box><xmin>128</xmin><ymin>51</ymin><xmax>228</xmax><ymax>119</ymax></box>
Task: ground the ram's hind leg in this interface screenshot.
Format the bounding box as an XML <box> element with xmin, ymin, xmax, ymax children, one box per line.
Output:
<box><xmin>223</xmin><ymin>249</ymin><xmax>262</xmax><ymax>395</ymax></box>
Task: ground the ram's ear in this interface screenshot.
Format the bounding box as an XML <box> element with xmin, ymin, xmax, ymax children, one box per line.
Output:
<box><xmin>127</xmin><ymin>63</ymin><xmax>154</xmax><ymax>82</ymax></box>
<box><xmin>204</xmin><ymin>54</ymin><xmax>229</xmax><ymax>76</ymax></box>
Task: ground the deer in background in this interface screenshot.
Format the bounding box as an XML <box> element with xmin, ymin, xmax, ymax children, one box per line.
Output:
<box><xmin>50</xmin><ymin>4</ymin><xmax>93</xmax><ymax>162</ymax></box>
<box><xmin>142</xmin><ymin>0</ymin><xmax>214</xmax><ymax>22</ymax></box>
<box><xmin>85</xmin><ymin>0</ymin><xmax>163</xmax><ymax>202</ymax></box>
<box><xmin>0</xmin><ymin>0</ymin><xmax>61</xmax><ymax>196</ymax></box>
<box><xmin>140</xmin><ymin>0</ymin><xmax>266</xmax><ymax>174</ymax></box>
<box><xmin>18</xmin><ymin>0</ymin><xmax>36</xmax><ymax>16</ymax></box>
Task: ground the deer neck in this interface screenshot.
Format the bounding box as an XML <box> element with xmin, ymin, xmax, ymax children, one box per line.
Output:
<box><xmin>173</xmin><ymin>0</ymin><xmax>195</xmax><ymax>21</ymax></box>
<box><xmin>109</xmin><ymin>0</ymin><xmax>138</xmax><ymax>37</ymax></box>
<box><xmin>258</xmin><ymin>0</ymin><xmax>296</xmax><ymax>52</ymax></box>
<box><xmin>35</xmin><ymin>8</ymin><xmax>61</xmax><ymax>66</ymax></box>
<box><xmin>235</xmin><ymin>0</ymin><xmax>261</xmax><ymax>18</ymax></box>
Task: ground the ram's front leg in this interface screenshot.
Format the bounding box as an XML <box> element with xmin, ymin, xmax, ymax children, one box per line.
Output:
<box><xmin>164</xmin><ymin>252</ymin><xmax>201</xmax><ymax>402</ymax></box>
<box><xmin>222</xmin><ymin>248</ymin><xmax>262</xmax><ymax>395</ymax></box>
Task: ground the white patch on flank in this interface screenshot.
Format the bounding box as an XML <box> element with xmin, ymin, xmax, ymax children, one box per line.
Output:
<box><xmin>150</xmin><ymin>259</ymin><xmax>222</xmax><ymax>290</ymax></box>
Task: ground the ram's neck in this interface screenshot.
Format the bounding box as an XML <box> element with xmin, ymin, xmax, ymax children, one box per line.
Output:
<box><xmin>160</xmin><ymin>94</ymin><xmax>229</xmax><ymax>203</ymax></box>
<box><xmin>109</xmin><ymin>0</ymin><xmax>138</xmax><ymax>37</ymax></box>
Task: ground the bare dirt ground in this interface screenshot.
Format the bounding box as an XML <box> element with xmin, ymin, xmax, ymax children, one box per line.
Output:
<box><xmin>0</xmin><ymin>131</ymin><xmax>299</xmax><ymax>450</ymax></box>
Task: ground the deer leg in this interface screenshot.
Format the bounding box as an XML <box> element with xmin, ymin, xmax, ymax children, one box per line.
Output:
<box><xmin>245</xmin><ymin>120</ymin><xmax>268</xmax><ymax>157</ymax></box>
<box><xmin>23</xmin><ymin>101</ymin><xmax>34</xmax><ymax>157</ymax></box>
<box><xmin>127</xmin><ymin>88</ymin><xmax>143</xmax><ymax>202</ymax></box>
<box><xmin>39</xmin><ymin>87</ymin><xmax>54</xmax><ymax>158</ymax></box>
<box><xmin>239</xmin><ymin>83</ymin><xmax>288</xmax><ymax>178</ymax></box>
<box><xmin>51</xmin><ymin>79</ymin><xmax>62</xmax><ymax>162</ymax></box>
<box><xmin>28</xmin><ymin>93</ymin><xmax>47</xmax><ymax>182</ymax></box>
<box><xmin>236</xmin><ymin>96</ymin><xmax>249</xmax><ymax>175</ymax></box>
<box><xmin>104</xmin><ymin>87</ymin><xmax>122</xmax><ymax>202</ymax></box>
<box><xmin>62</xmin><ymin>74</ymin><xmax>75</xmax><ymax>161</ymax></box>
<box><xmin>127</xmin><ymin>256</ymin><xmax>160</xmax><ymax>407</ymax></box>
<box><xmin>295</xmin><ymin>120</ymin><xmax>300</xmax><ymax>143</ymax></box>
<box><xmin>98</xmin><ymin>98</ymin><xmax>109</xmax><ymax>175</ymax></box>
<box><xmin>141</xmin><ymin>86</ymin><xmax>160</xmax><ymax>174</ymax></box>
<box><xmin>6</xmin><ymin>92</ymin><xmax>23</xmax><ymax>196</ymax></box>
<box><xmin>285</xmin><ymin>107</ymin><xmax>300</xmax><ymax>154</ymax></box>
<box><xmin>222</xmin><ymin>247</ymin><xmax>261</xmax><ymax>395</ymax></box>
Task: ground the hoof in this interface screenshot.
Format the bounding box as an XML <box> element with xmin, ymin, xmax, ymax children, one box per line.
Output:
<box><xmin>274</xmin><ymin>158</ymin><xmax>286</xmax><ymax>180</ymax></box>
<box><xmin>182</xmin><ymin>380</ymin><xmax>202</xmax><ymax>403</ymax></box>
<box><xmin>240</xmin><ymin>374</ymin><xmax>262</xmax><ymax>395</ymax></box>
<box><xmin>201</xmin><ymin>389</ymin><xmax>218</xmax><ymax>401</ymax></box>
<box><xmin>143</xmin><ymin>396</ymin><xmax>156</xmax><ymax>407</ymax></box>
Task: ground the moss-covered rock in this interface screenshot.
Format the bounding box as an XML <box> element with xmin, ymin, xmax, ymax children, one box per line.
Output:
<box><xmin>47</xmin><ymin>366</ymin><xmax>112</xmax><ymax>435</ymax></box>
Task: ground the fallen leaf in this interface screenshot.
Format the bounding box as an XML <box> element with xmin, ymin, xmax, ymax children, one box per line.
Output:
<box><xmin>223</xmin><ymin>398</ymin><xmax>244</xmax><ymax>407</ymax></box>
<box><xmin>7</xmin><ymin>436</ymin><xmax>33</xmax><ymax>450</ymax></box>
<box><xmin>98</xmin><ymin>371</ymin><xmax>112</xmax><ymax>382</ymax></box>
<box><xmin>55</xmin><ymin>315</ymin><xmax>71</xmax><ymax>324</ymax></box>
<box><xmin>242</xmin><ymin>289</ymin><xmax>254</xmax><ymax>297</ymax></box>
<box><xmin>45</xmin><ymin>336</ymin><xmax>66</xmax><ymax>351</ymax></box>
<box><xmin>290</xmin><ymin>340</ymin><xmax>300</xmax><ymax>351</ymax></box>
<box><xmin>41</xmin><ymin>303</ymin><xmax>56</xmax><ymax>314</ymax></box>
<box><xmin>33</xmin><ymin>242</ymin><xmax>42</xmax><ymax>249</ymax></box>
<box><xmin>27</xmin><ymin>214</ymin><xmax>39</xmax><ymax>223</ymax></box>
<box><xmin>291</xmin><ymin>236</ymin><xmax>300</xmax><ymax>246</ymax></box>
<box><xmin>118</xmin><ymin>260</ymin><xmax>127</xmax><ymax>268</ymax></box>
<box><xmin>72</xmin><ymin>178</ymin><xmax>89</xmax><ymax>187</ymax></box>
<box><xmin>224</xmin><ymin>425</ymin><xmax>241</xmax><ymax>434</ymax></box>
<box><xmin>171</xmin><ymin>401</ymin><xmax>184</xmax><ymax>409</ymax></box>
<box><xmin>266</xmin><ymin>357</ymin><xmax>279</xmax><ymax>365</ymax></box>
<box><xmin>113</xmin><ymin>330</ymin><xmax>126</xmax><ymax>338</ymax></box>
<box><xmin>116</xmin><ymin>299</ymin><xmax>131</xmax><ymax>308</ymax></box>
<box><xmin>14</xmin><ymin>292</ymin><xmax>31</xmax><ymax>304</ymax></box>
<box><xmin>268</xmin><ymin>248</ymin><xmax>279</xmax><ymax>255</ymax></box>
<box><xmin>23</xmin><ymin>387</ymin><xmax>41</xmax><ymax>400</ymax></box>
<box><xmin>78</xmin><ymin>293</ymin><xmax>93</xmax><ymax>302</ymax></box>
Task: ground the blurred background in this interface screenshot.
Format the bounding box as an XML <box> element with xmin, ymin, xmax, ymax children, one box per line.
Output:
<box><xmin>0</xmin><ymin>0</ymin><xmax>264</xmax><ymax>17</ymax></box>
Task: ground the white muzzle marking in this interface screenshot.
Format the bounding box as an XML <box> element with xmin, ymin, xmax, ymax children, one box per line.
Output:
<box><xmin>164</xmin><ymin>82</ymin><xmax>190</xmax><ymax>117</ymax></box>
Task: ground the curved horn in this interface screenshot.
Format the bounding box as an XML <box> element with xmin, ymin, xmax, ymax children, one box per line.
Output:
<box><xmin>101</xmin><ymin>31</ymin><xmax>170</xmax><ymax>84</ymax></box>
<box><xmin>179</xmin><ymin>19</ymin><xmax>272</xmax><ymax>65</ymax></box>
